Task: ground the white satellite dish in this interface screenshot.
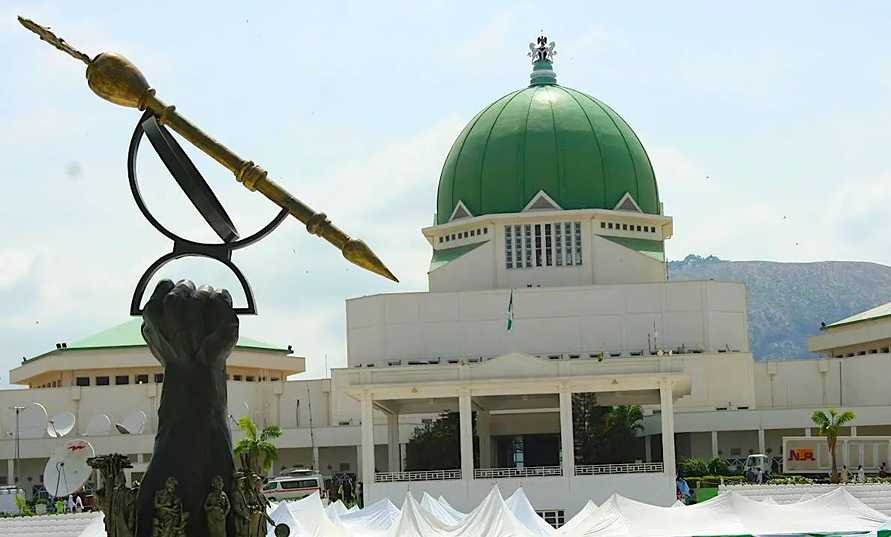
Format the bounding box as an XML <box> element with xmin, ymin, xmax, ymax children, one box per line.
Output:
<box><xmin>47</xmin><ymin>412</ymin><xmax>77</xmax><ymax>438</ymax></box>
<box><xmin>84</xmin><ymin>414</ymin><xmax>112</xmax><ymax>437</ymax></box>
<box><xmin>115</xmin><ymin>410</ymin><xmax>147</xmax><ymax>435</ymax></box>
<box><xmin>43</xmin><ymin>439</ymin><xmax>94</xmax><ymax>498</ymax></box>
<box><xmin>17</xmin><ymin>402</ymin><xmax>49</xmax><ymax>439</ymax></box>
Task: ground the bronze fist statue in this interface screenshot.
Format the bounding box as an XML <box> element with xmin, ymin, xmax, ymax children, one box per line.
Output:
<box><xmin>137</xmin><ymin>280</ymin><xmax>238</xmax><ymax>537</ymax></box>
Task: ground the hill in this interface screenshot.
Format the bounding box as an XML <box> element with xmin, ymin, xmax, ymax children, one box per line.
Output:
<box><xmin>668</xmin><ymin>255</ymin><xmax>891</xmax><ymax>359</ymax></box>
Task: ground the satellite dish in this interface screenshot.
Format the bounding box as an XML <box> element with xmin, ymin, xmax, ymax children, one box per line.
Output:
<box><xmin>43</xmin><ymin>439</ymin><xmax>94</xmax><ymax>497</ymax></box>
<box><xmin>84</xmin><ymin>414</ymin><xmax>112</xmax><ymax>436</ymax></box>
<box><xmin>115</xmin><ymin>410</ymin><xmax>147</xmax><ymax>435</ymax></box>
<box><xmin>47</xmin><ymin>412</ymin><xmax>77</xmax><ymax>438</ymax></box>
<box><xmin>17</xmin><ymin>402</ymin><xmax>49</xmax><ymax>439</ymax></box>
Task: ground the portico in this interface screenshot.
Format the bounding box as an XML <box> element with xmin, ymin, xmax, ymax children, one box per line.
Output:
<box><xmin>335</xmin><ymin>352</ymin><xmax>688</xmax><ymax>513</ymax></box>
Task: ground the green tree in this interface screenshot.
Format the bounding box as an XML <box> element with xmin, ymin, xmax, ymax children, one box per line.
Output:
<box><xmin>811</xmin><ymin>408</ymin><xmax>855</xmax><ymax>483</ymax></box>
<box><xmin>233</xmin><ymin>416</ymin><xmax>282</xmax><ymax>474</ymax></box>
<box><xmin>405</xmin><ymin>412</ymin><xmax>477</xmax><ymax>471</ymax></box>
<box><xmin>572</xmin><ymin>397</ymin><xmax>644</xmax><ymax>465</ymax></box>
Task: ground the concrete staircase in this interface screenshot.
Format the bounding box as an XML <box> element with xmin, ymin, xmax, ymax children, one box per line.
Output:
<box><xmin>720</xmin><ymin>483</ymin><xmax>891</xmax><ymax>515</ymax></box>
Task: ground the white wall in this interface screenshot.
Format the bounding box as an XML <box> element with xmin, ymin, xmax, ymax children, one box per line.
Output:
<box><xmin>590</xmin><ymin>235</ymin><xmax>666</xmax><ymax>285</ymax></box>
<box><xmin>347</xmin><ymin>281</ymin><xmax>749</xmax><ymax>366</ymax></box>
<box><xmin>754</xmin><ymin>354</ymin><xmax>891</xmax><ymax>409</ymax></box>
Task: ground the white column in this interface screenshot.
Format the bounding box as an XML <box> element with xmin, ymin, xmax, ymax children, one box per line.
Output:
<box><xmin>360</xmin><ymin>392</ymin><xmax>375</xmax><ymax>485</ymax></box>
<box><xmin>645</xmin><ymin>436</ymin><xmax>653</xmax><ymax>462</ymax></box>
<box><xmin>660</xmin><ymin>380</ymin><xmax>676</xmax><ymax>480</ymax></box>
<box><xmin>312</xmin><ymin>446</ymin><xmax>320</xmax><ymax>472</ymax></box>
<box><xmin>6</xmin><ymin>460</ymin><xmax>13</xmax><ymax>485</ymax></box>
<box><xmin>387</xmin><ymin>413</ymin><xmax>400</xmax><ymax>472</ymax></box>
<box><xmin>758</xmin><ymin>429</ymin><xmax>766</xmax><ymax>454</ymax></box>
<box><xmin>559</xmin><ymin>387</ymin><xmax>575</xmax><ymax>478</ymax></box>
<box><xmin>458</xmin><ymin>390</ymin><xmax>474</xmax><ymax>480</ymax></box>
<box><xmin>478</xmin><ymin>410</ymin><xmax>492</xmax><ymax>469</ymax></box>
<box><xmin>711</xmin><ymin>431</ymin><xmax>719</xmax><ymax>459</ymax></box>
<box><xmin>805</xmin><ymin>427</ymin><xmax>812</xmax><ymax>437</ymax></box>
<box><xmin>851</xmin><ymin>425</ymin><xmax>858</xmax><ymax>437</ymax></box>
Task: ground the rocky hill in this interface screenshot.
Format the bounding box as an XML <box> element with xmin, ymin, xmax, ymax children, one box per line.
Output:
<box><xmin>668</xmin><ymin>255</ymin><xmax>891</xmax><ymax>359</ymax></box>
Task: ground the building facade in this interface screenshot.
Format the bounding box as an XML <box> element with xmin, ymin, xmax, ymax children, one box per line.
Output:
<box><xmin>3</xmin><ymin>39</ymin><xmax>891</xmax><ymax>519</ymax></box>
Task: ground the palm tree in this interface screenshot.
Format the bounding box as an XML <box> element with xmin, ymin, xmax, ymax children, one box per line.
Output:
<box><xmin>811</xmin><ymin>408</ymin><xmax>855</xmax><ymax>483</ymax></box>
<box><xmin>234</xmin><ymin>416</ymin><xmax>282</xmax><ymax>475</ymax></box>
<box><xmin>606</xmin><ymin>405</ymin><xmax>644</xmax><ymax>434</ymax></box>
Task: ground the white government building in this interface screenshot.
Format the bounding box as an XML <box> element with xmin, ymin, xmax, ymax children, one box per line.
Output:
<box><xmin>4</xmin><ymin>44</ymin><xmax>891</xmax><ymax>519</ymax></box>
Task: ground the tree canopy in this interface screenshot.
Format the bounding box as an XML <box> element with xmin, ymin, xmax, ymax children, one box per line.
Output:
<box><xmin>234</xmin><ymin>415</ymin><xmax>282</xmax><ymax>474</ymax></box>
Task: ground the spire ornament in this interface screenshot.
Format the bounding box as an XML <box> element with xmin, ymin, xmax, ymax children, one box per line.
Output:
<box><xmin>528</xmin><ymin>33</ymin><xmax>557</xmax><ymax>86</ymax></box>
<box><xmin>528</xmin><ymin>33</ymin><xmax>557</xmax><ymax>63</ymax></box>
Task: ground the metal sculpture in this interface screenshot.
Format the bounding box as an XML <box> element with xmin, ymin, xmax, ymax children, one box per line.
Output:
<box><xmin>18</xmin><ymin>16</ymin><xmax>398</xmax><ymax>316</ymax></box>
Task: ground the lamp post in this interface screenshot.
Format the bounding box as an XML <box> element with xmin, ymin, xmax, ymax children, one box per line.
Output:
<box><xmin>13</xmin><ymin>405</ymin><xmax>25</xmax><ymax>488</ymax></box>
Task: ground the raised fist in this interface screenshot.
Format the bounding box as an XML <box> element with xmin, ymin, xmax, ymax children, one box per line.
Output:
<box><xmin>141</xmin><ymin>279</ymin><xmax>238</xmax><ymax>369</ymax></box>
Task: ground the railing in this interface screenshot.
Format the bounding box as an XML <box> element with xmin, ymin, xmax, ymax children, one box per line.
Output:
<box><xmin>374</xmin><ymin>469</ymin><xmax>462</xmax><ymax>482</ymax></box>
<box><xmin>575</xmin><ymin>462</ymin><xmax>664</xmax><ymax>475</ymax></box>
<box><xmin>474</xmin><ymin>466</ymin><xmax>563</xmax><ymax>479</ymax></box>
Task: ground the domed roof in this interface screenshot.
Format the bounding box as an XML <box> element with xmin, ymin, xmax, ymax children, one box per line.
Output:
<box><xmin>436</xmin><ymin>54</ymin><xmax>659</xmax><ymax>225</ymax></box>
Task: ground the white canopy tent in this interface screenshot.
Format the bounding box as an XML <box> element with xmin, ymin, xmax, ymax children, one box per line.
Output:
<box><xmin>70</xmin><ymin>485</ymin><xmax>889</xmax><ymax>537</ymax></box>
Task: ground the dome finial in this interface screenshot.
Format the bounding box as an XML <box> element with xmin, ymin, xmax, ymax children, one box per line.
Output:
<box><xmin>528</xmin><ymin>32</ymin><xmax>557</xmax><ymax>86</ymax></box>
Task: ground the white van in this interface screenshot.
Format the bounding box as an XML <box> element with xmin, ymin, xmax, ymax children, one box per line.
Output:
<box><xmin>262</xmin><ymin>469</ymin><xmax>326</xmax><ymax>503</ymax></box>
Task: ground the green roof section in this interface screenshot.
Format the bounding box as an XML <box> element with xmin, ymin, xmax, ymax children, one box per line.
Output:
<box><xmin>64</xmin><ymin>318</ymin><xmax>289</xmax><ymax>353</ymax></box>
<box><xmin>435</xmin><ymin>79</ymin><xmax>659</xmax><ymax>225</ymax></box>
<box><xmin>601</xmin><ymin>236</ymin><xmax>665</xmax><ymax>262</ymax></box>
<box><xmin>825</xmin><ymin>300</ymin><xmax>891</xmax><ymax>329</ymax></box>
<box><xmin>429</xmin><ymin>242</ymin><xmax>487</xmax><ymax>273</ymax></box>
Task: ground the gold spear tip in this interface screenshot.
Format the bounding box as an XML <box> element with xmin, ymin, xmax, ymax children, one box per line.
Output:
<box><xmin>342</xmin><ymin>239</ymin><xmax>399</xmax><ymax>283</ymax></box>
<box><xmin>17</xmin><ymin>15</ymin><xmax>92</xmax><ymax>65</ymax></box>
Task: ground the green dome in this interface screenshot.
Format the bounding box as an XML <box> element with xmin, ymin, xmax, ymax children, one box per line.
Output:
<box><xmin>436</xmin><ymin>80</ymin><xmax>659</xmax><ymax>225</ymax></box>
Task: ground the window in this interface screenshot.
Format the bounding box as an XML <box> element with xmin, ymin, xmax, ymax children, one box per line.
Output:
<box><xmin>544</xmin><ymin>224</ymin><xmax>552</xmax><ymax>266</ymax></box>
<box><xmin>339</xmin><ymin>463</ymin><xmax>351</xmax><ymax>472</ymax></box>
<box><xmin>504</xmin><ymin>226</ymin><xmax>513</xmax><ymax>269</ymax></box>
<box><xmin>96</xmin><ymin>376</ymin><xmax>109</xmax><ymax>386</ymax></box>
<box><xmin>470</xmin><ymin>229</ymin><xmax>475</xmax><ymax>236</ymax></box>
<box><xmin>600</xmin><ymin>221</ymin><xmax>605</xmax><ymax>228</ymax></box>
<box><xmin>154</xmin><ymin>373</ymin><xmax>164</xmax><ymax>383</ymax></box>
<box><xmin>504</xmin><ymin>221</ymin><xmax>583</xmax><ymax>269</ymax></box>
<box><xmin>483</xmin><ymin>227</ymin><xmax>488</xmax><ymax>234</ymax></box>
<box><xmin>622</xmin><ymin>224</ymin><xmax>627</xmax><ymax>230</ymax></box>
<box><xmin>555</xmin><ymin>224</ymin><xmax>563</xmax><ymax>266</ymax></box>
<box><xmin>233</xmin><ymin>375</ymin><xmax>243</xmax><ymax>381</ymax></box>
<box><xmin>115</xmin><ymin>375</ymin><xmax>130</xmax><ymax>385</ymax></box>
<box><xmin>438</xmin><ymin>237</ymin><xmax>443</xmax><ymax>243</ymax></box>
<box><xmin>246</xmin><ymin>376</ymin><xmax>255</xmax><ymax>382</ymax></box>
<box><xmin>136</xmin><ymin>374</ymin><xmax>149</xmax><ymax>384</ymax></box>
<box><xmin>637</xmin><ymin>225</ymin><xmax>642</xmax><ymax>231</ymax></box>
<box><xmin>463</xmin><ymin>231</ymin><xmax>468</xmax><ymax>238</ymax></box>
<box><xmin>537</xmin><ymin>510</ymin><xmax>566</xmax><ymax>529</ymax></box>
<box><xmin>75</xmin><ymin>377</ymin><xmax>90</xmax><ymax>387</ymax></box>
<box><xmin>534</xmin><ymin>224</ymin><xmax>542</xmax><ymax>267</ymax></box>
<box><xmin>608</xmin><ymin>223</ymin><xmax>613</xmax><ymax>229</ymax></box>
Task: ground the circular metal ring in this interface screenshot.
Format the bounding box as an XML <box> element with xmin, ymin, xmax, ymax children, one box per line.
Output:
<box><xmin>127</xmin><ymin>110</ymin><xmax>288</xmax><ymax>251</ymax></box>
<box><xmin>141</xmin><ymin>115</ymin><xmax>239</xmax><ymax>243</ymax></box>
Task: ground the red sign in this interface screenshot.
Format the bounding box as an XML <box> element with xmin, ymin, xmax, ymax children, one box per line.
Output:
<box><xmin>788</xmin><ymin>448</ymin><xmax>815</xmax><ymax>461</ymax></box>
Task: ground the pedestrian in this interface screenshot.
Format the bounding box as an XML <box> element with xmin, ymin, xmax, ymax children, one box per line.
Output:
<box><xmin>880</xmin><ymin>462</ymin><xmax>888</xmax><ymax>478</ymax></box>
<box><xmin>75</xmin><ymin>494</ymin><xmax>84</xmax><ymax>513</ymax></box>
<box><xmin>66</xmin><ymin>494</ymin><xmax>75</xmax><ymax>513</ymax></box>
<box><xmin>841</xmin><ymin>465</ymin><xmax>849</xmax><ymax>484</ymax></box>
<box><xmin>857</xmin><ymin>465</ymin><xmax>865</xmax><ymax>483</ymax></box>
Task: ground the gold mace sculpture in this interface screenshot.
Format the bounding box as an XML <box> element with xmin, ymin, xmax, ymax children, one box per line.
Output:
<box><xmin>18</xmin><ymin>16</ymin><xmax>398</xmax><ymax>283</ymax></box>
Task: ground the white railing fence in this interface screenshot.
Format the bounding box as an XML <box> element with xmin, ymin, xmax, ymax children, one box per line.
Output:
<box><xmin>374</xmin><ymin>469</ymin><xmax>462</xmax><ymax>482</ymax></box>
<box><xmin>474</xmin><ymin>466</ymin><xmax>563</xmax><ymax>479</ymax></box>
<box><xmin>575</xmin><ymin>462</ymin><xmax>664</xmax><ymax>475</ymax></box>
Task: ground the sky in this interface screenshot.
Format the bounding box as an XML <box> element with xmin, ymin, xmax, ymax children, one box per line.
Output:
<box><xmin>1</xmin><ymin>1</ymin><xmax>891</xmax><ymax>385</ymax></box>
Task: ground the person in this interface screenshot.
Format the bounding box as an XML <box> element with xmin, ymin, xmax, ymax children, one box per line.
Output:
<box><xmin>857</xmin><ymin>465</ymin><xmax>865</xmax><ymax>483</ymax></box>
<box><xmin>75</xmin><ymin>494</ymin><xmax>84</xmax><ymax>513</ymax></box>
<box><xmin>841</xmin><ymin>465</ymin><xmax>849</xmax><ymax>484</ymax></box>
<box><xmin>754</xmin><ymin>466</ymin><xmax>763</xmax><ymax>484</ymax></box>
<box><xmin>676</xmin><ymin>476</ymin><xmax>692</xmax><ymax>502</ymax></box>
<box><xmin>879</xmin><ymin>462</ymin><xmax>887</xmax><ymax>478</ymax></box>
<box><xmin>66</xmin><ymin>494</ymin><xmax>75</xmax><ymax>513</ymax></box>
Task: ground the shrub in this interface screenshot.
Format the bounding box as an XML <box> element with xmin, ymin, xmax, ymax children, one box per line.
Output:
<box><xmin>707</xmin><ymin>457</ymin><xmax>731</xmax><ymax>476</ymax></box>
<box><xmin>679</xmin><ymin>457</ymin><xmax>709</xmax><ymax>477</ymax></box>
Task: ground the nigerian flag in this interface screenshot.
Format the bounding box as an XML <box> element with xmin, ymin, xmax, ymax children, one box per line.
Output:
<box><xmin>506</xmin><ymin>289</ymin><xmax>514</xmax><ymax>330</ymax></box>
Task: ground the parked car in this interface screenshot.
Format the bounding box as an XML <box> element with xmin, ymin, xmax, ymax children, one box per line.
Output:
<box><xmin>262</xmin><ymin>468</ymin><xmax>327</xmax><ymax>503</ymax></box>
